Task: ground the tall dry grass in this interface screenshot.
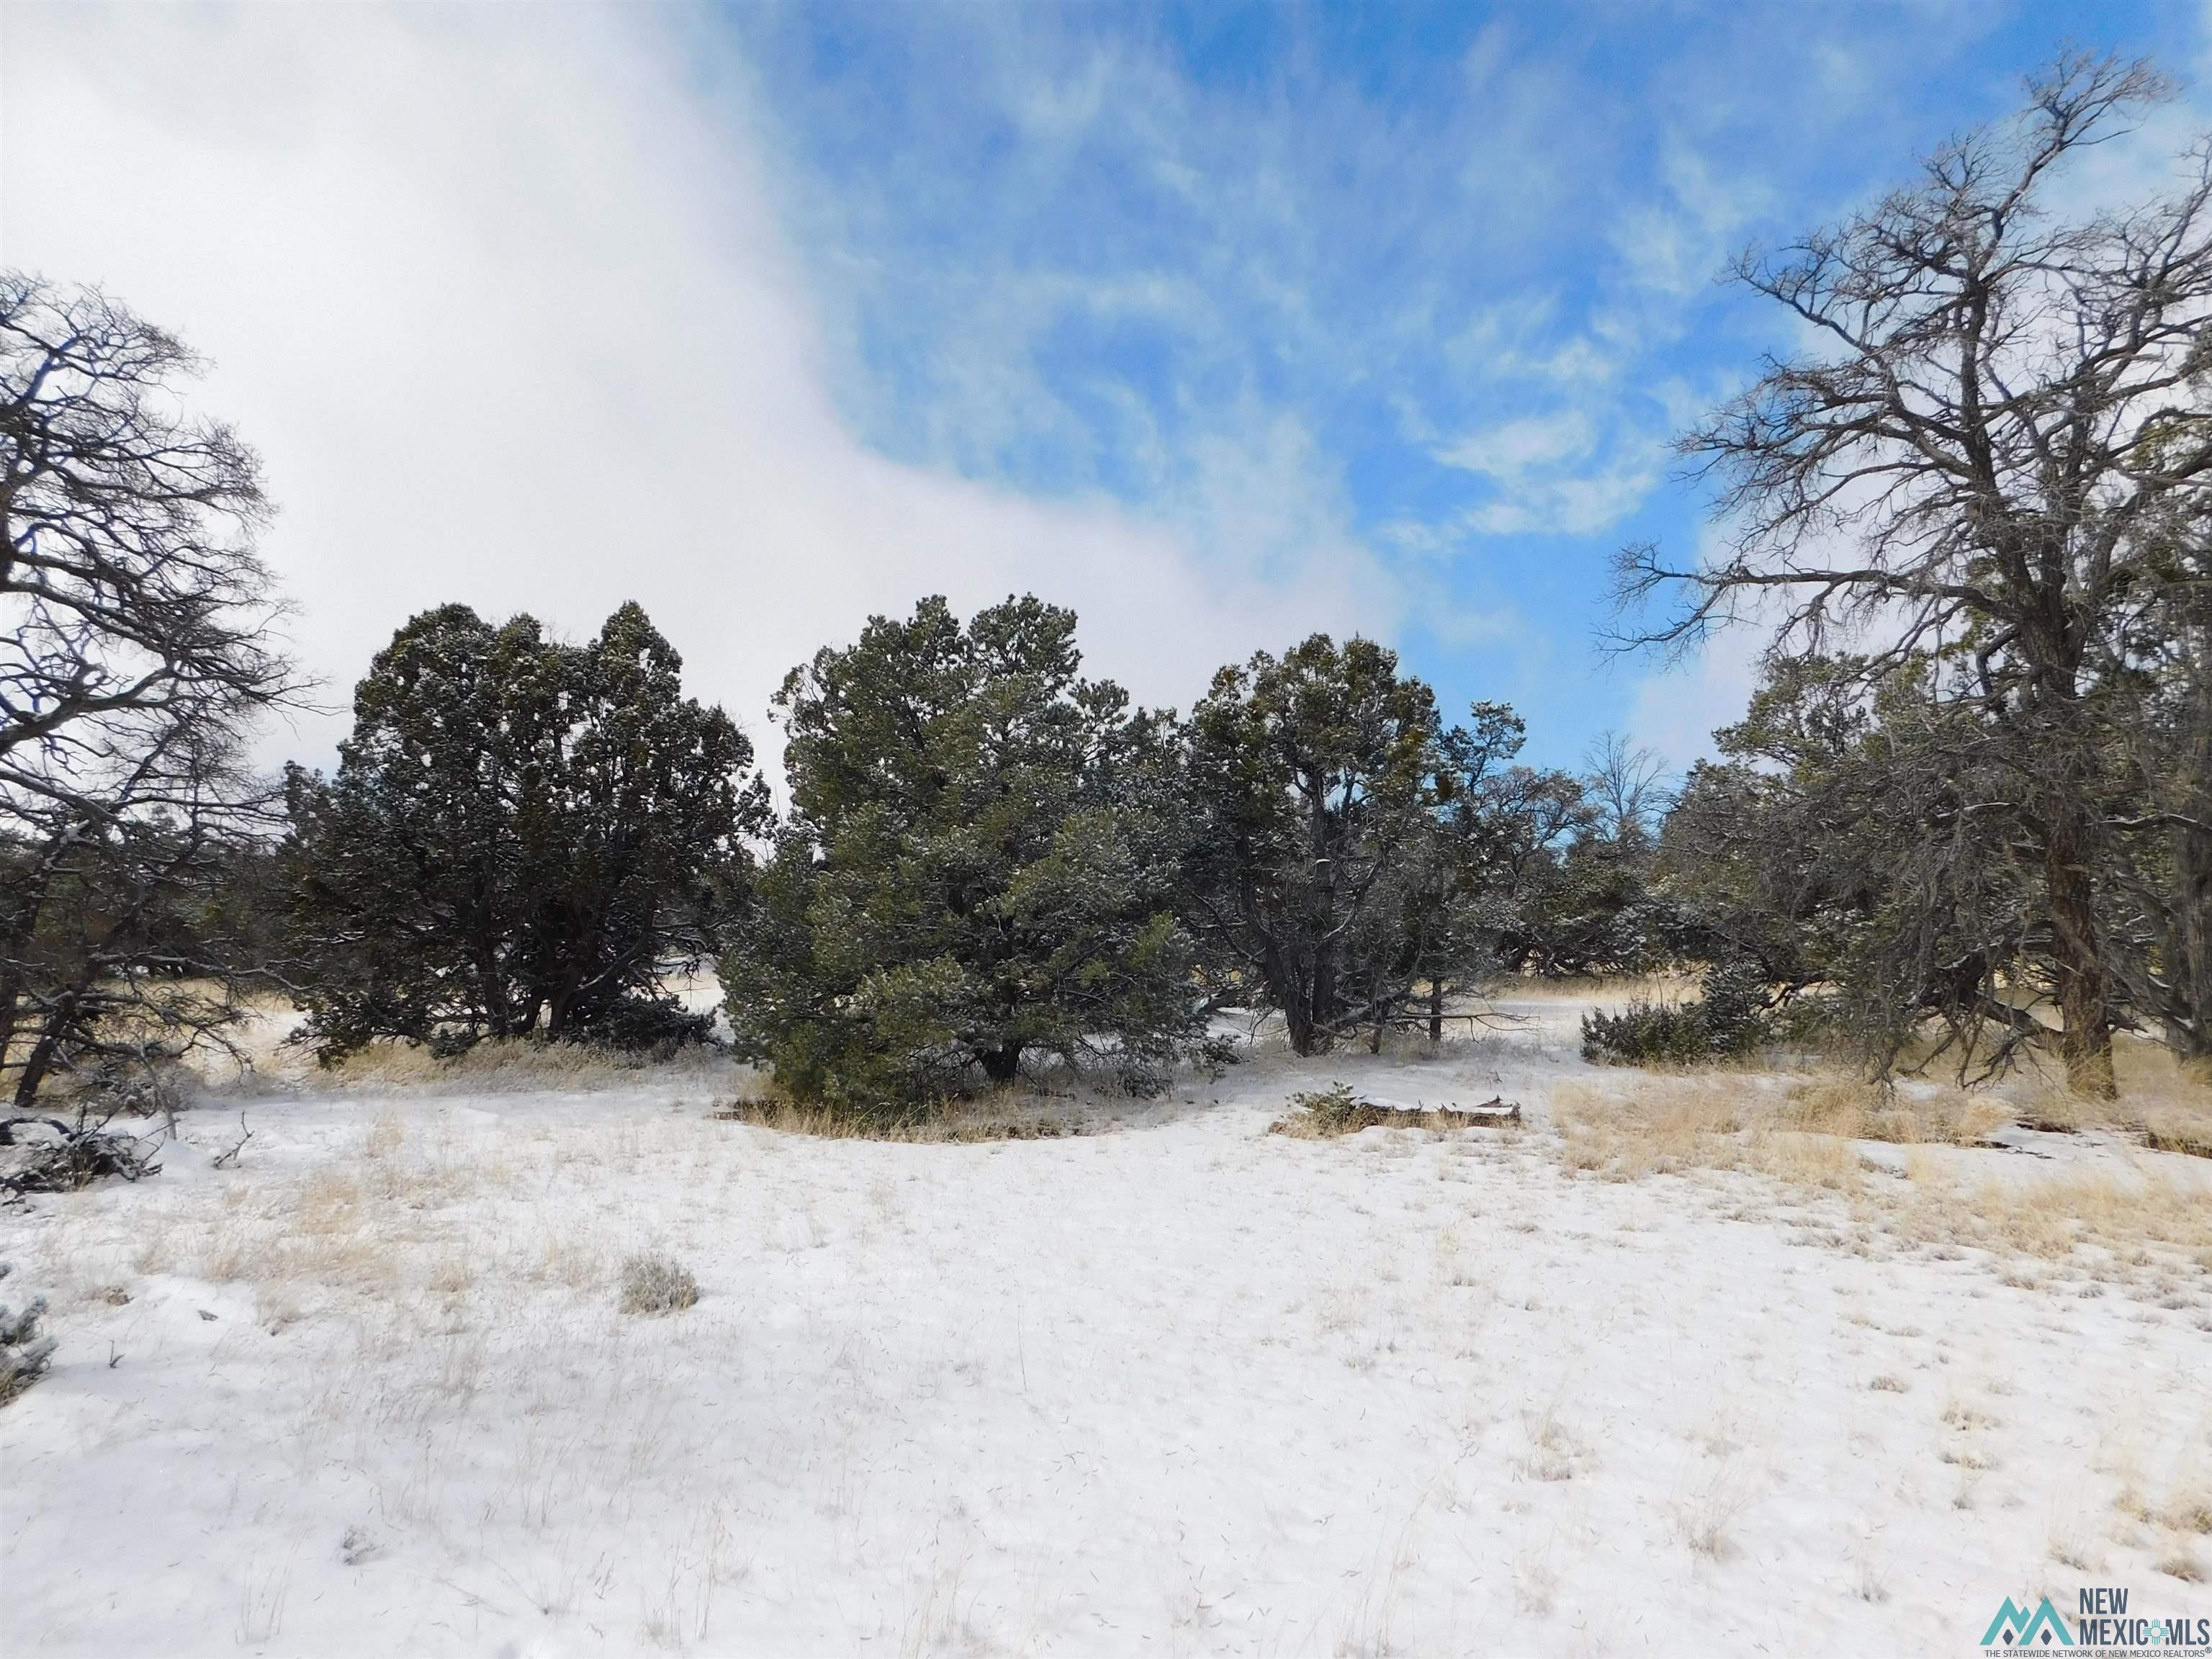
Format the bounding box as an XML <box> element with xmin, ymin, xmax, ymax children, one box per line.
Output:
<box><xmin>709</xmin><ymin>1089</ymin><xmax>1100</xmax><ymax>1143</ymax></box>
<box><xmin>2003</xmin><ymin>1040</ymin><xmax>2212</xmax><ymax>1156</ymax></box>
<box><xmin>1552</xmin><ymin>1074</ymin><xmax>2005</xmax><ymax>1185</ymax></box>
<box><xmin>307</xmin><ymin>1036</ymin><xmax>737</xmax><ymax>1094</ymax></box>
<box><xmin>1552</xmin><ymin>1070</ymin><xmax>2212</xmax><ymax>1282</ymax></box>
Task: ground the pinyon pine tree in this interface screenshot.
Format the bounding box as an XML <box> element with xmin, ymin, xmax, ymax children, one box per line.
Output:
<box><xmin>721</xmin><ymin>595</ymin><xmax>1206</xmax><ymax>1109</ymax></box>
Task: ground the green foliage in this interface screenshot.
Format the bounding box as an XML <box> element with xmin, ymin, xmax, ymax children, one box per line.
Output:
<box><xmin>721</xmin><ymin>595</ymin><xmax>1206</xmax><ymax>1110</ymax></box>
<box><xmin>563</xmin><ymin>994</ymin><xmax>716</xmax><ymax>1056</ymax></box>
<box><xmin>287</xmin><ymin>602</ymin><xmax>764</xmax><ymax>1058</ymax></box>
<box><xmin>1696</xmin><ymin>957</ymin><xmax>1773</xmax><ymax>1054</ymax></box>
<box><xmin>1181</xmin><ymin>635</ymin><xmax>1444</xmax><ymax>1053</ymax></box>
<box><xmin>1179</xmin><ymin>641</ymin><xmax>1648</xmax><ymax>1051</ymax></box>
<box><xmin>1579</xmin><ymin>998</ymin><xmax>1711</xmax><ymax>1066</ymax></box>
<box><xmin>1579</xmin><ymin>958</ymin><xmax>1771</xmax><ymax>1066</ymax></box>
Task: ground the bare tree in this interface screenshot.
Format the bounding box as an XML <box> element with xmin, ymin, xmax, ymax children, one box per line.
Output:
<box><xmin>1616</xmin><ymin>54</ymin><xmax>2212</xmax><ymax>1095</ymax></box>
<box><xmin>1582</xmin><ymin>732</ymin><xmax>1668</xmax><ymax>847</ymax></box>
<box><xmin>1</xmin><ymin>272</ymin><xmax>299</xmax><ymax>1108</ymax></box>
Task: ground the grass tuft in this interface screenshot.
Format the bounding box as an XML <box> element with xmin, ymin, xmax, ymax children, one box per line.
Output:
<box><xmin>709</xmin><ymin>1092</ymin><xmax>1091</xmax><ymax>1143</ymax></box>
<box><xmin>619</xmin><ymin>1252</ymin><xmax>700</xmax><ymax>1316</ymax></box>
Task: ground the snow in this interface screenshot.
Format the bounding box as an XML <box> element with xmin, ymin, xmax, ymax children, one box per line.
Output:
<box><xmin>4</xmin><ymin>1031</ymin><xmax>2209</xmax><ymax>1656</ymax></box>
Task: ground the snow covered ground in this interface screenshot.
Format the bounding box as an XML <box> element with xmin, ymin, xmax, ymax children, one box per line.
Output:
<box><xmin>4</xmin><ymin>1020</ymin><xmax>2210</xmax><ymax>1657</ymax></box>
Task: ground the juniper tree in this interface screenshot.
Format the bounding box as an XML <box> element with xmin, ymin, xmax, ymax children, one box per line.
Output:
<box><xmin>721</xmin><ymin>595</ymin><xmax>1205</xmax><ymax>1108</ymax></box>
<box><xmin>287</xmin><ymin>602</ymin><xmax>763</xmax><ymax>1056</ymax></box>
<box><xmin>1389</xmin><ymin>703</ymin><xmax>1591</xmax><ymax>1041</ymax></box>
<box><xmin>1179</xmin><ymin>635</ymin><xmax>1445</xmax><ymax>1054</ymax></box>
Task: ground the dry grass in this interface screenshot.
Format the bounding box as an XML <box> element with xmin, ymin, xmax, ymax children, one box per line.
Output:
<box><xmin>1670</xmin><ymin>1456</ymin><xmax>1759</xmax><ymax>1562</ymax></box>
<box><xmin>2003</xmin><ymin>1040</ymin><xmax>2212</xmax><ymax>1155</ymax></box>
<box><xmin>619</xmin><ymin>1252</ymin><xmax>700</xmax><ymax>1316</ymax></box>
<box><xmin>1554</xmin><ymin>1070</ymin><xmax>2212</xmax><ymax>1280</ymax></box>
<box><xmin>1554</xmin><ymin>1074</ymin><xmax>1886</xmax><ymax>1189</ymax></box>
<box><xmin>1475</xmin><ymin>973</ymin><xmax>1694</xmax><ymax>1003</ymax></box>
<box><xmin>1781</xmin><ymin>1077</ymin><xmax>2010</xmax><ymax>1146</ymax></box>
<box><xmin>709</xmin><ymin>1092</ymin><xmax>1097</xmax><ymax>1143</ymax></box>
<box><xmin>2160</xmin><ymin>1550</ymin><xmax>2208</xmax><ymax>1583</ymax></box>
<box><xmin>309</xmin><ymin>1035</ymin><xmax>734</xmax><ymax>1094</ymax></box>
<box><xmin>1899</xmin><ymin>1164</ymin><xmax>2212</xmax><ymax>1274</ymax></box>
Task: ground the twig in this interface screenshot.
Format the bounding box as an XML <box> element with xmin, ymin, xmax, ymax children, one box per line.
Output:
<box><xmin>210</xmin><ymin>1112</ymin><xmax>253</xmax><ymax>1170</ymax></box>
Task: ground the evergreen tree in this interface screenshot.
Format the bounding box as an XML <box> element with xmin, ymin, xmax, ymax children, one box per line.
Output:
<box><xmin>1663</xmin><ymin>657</ymin><xmax>2044</xmax><ymax>1079</ymax></box>
<box><xmin>1180</xmin><ymin>635</ymin><xmax>1444</xmax><ymax>1054</ymax></box>
<box><xmin>721</xmin><ymin>595</ymin><xmax>1203</xmax><ymax>1109</ymax></box>
<box><xmin>287</xmin><ymin>602</ymin><xmax>763</xmax><ymax>1057</ymax></box>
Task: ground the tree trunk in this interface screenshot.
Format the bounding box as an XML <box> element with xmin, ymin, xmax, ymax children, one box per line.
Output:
<box><xmin>0</xmin><ymin>968</ymin><xmax>22</xmax><ymax>1086</ymax></box>
<box><xmin>1429</xmin><ymin>979</ymin><xmax>1444</xmax><ymax>1044</ymax></box>
<box><xmin>2165</xmin><ymin>819</ymin><xmax>2212</xmax><ymax>1060</ymax></box>
<box><xmin>1308</xmin><ymin>948</ymin><xmax>1336</xmax><ymax>1056</ymax></box>
<box><xmin>12</xmin><ymin>994</ymin><xmax>76</xmax><ymax>1110</ymax></box>
<box><xmin>2045</xmin><ymin>812</ymin><xmax>2116</xmax><ymax>1097</ymax></box>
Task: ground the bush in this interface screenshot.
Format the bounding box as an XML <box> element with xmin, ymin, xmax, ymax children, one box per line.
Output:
<box><xmin>1581</xmin><ymin>999</ymin><xmax>1713</xmax><ymax>1066</ymax></box>
<box><xmin>1581</xmin><ymin>959</ymin><xmax>1771</xmax><ymax>1066</ymax></box>
<box><xmin>565</xmin><ymin>994</ymin><xmax>716</xmax><ymax>1056</ymax></box>
<box><xmin>619</xmin><ymin>1251</ymin><xmax>699</xmax><ymax>1316</ymax></box>
<box><xmin>1696</xmin><ymin>958</ymin><xmax>1771</xmax><ymax>1056</ymax></box>
<box><xmin>0</xmin><ymin>1264</ymin><xmax>56</xmax><ymax>1405</ymax></box>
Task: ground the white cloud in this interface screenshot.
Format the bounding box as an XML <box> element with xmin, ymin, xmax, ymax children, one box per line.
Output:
<box><xmin>1608</xmin><ymin>142</ymin><xmax>1771</xmax><ymax>300</ymax></box>
<box><xmin>1432</xmin><ymin>410</ymin><xmax>1594</xmax><ymax>479</ymax></box>
<box><xmin>1623</xmin><ymin>632</ymin><xmax>1763</xmax><ymax>771</ymax></box>
<box><xmin>1</xmin><ymin>4</ymin><xmax>1396</xmax><ymax>775</ymax></box>
<box><xmin>1422</xmin><ymin>408</ymin><xmax>1659</xmax><ymax>539</ymax></box>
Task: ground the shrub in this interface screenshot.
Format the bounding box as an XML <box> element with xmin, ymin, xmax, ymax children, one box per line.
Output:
<box><xmin>619</xmin><ymin>1251</ymin><xmax>699</xmax><ymax>1316</ymax></box>
<box><xmin>1284</xmin><ymin>1082</ymin><xmax>1374</xmax><ymax>1135</ymax></box>
<box><xmin>1696</xmin><ymin>958</ymin><xmax>1771</xmax><ymax>1055</ymax></box>
<box><xmin>1580</xmin><ymin>999</ymin><xmax>1712</xmax><ymax>1065</ymax></box>
<box><xmin>1581</xmin><ymin>958</ymin><xmax>1771</xmax><ymax>1066</ymax></box>
<box><xmin>0</xmin><ymin>1264</ymin><xmax>56</xmax><ymax>1405</ymax></box>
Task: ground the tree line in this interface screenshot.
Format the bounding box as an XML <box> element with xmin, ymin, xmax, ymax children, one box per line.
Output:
<box><xmin>282</xmin><ymin>588</ymin><xmax>1682</xmax><ymax>1105</ymax></box>
<box><xmin>4</xmin><ymin>53</ymin><xmax>2206</xmax><ymax>1112</ymax></box>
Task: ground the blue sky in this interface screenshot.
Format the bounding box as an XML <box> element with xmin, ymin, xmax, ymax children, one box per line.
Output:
<box><xmin>12</xmin><ymin>3</ymin><xmax>2210</xmax><ymax>780</ymax></box>
<box><xmin>711</xmin><ymin>0</ymin><xmax>2212</xmax><ymax>767</ymax></box>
